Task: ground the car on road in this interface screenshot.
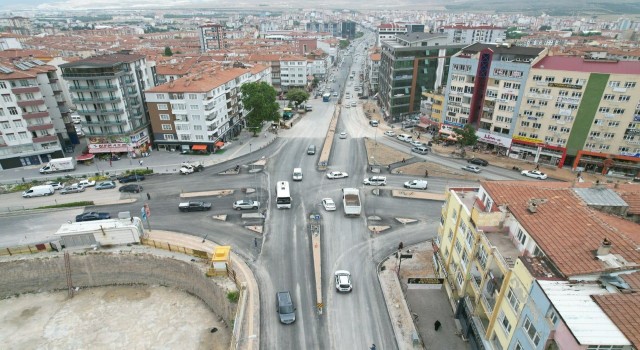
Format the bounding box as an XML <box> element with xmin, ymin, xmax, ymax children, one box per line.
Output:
<box><xmin>78</xmin><ymin>179</ymin><xmax>96</xmax><ymax>187</ymax></box>
<box><xmin>344</xmin><ymin>104</ymin><xmax>350</xmax><ymax>108</ymax></box>
<box><xmin>363</xmin><ymin>176</ymin><xmax>387</xmax><ymax>186</ymax></box>
<box><xmin>335</xmin><ymin>270</ymin><xmax>353</xmax><ymax>292</ymax></box>
<box><xmin>305</xmin><ymin>105</ymin><xmax>313</xmax><ymax>111</ymax></box>
<box><xmin>369</xmin><ymin>120</ymin><xmax>379</xmax><ymax>127</ymax></box>
<box><xmin>412</xmin><ymin>146</ymin><xmax>429</xmax><ymax>155</ymax></box>
<box><xmin>462</xmin><ymin>165</ymin><xmax>482</xmax><ymax>173</ymax></box>
<box><xmin>60</xmin><ymin>184</ymin><xmax>86</xmax><ymax>195</ymax></box>
<box><xmin>332</xmin><ymin>92</ymin><xmax>338</xmax><ymax>97</ymax></box>
<box><xmin>119</xmin><ymin>184</ymin><xmax>143</xmax><ymax>193</ymax></box>
<box><xmin>384</xmin><ymin>130</ymin><xmax>396</xmax><ymax>137</ymax></box>
<box><xmin>45</xmin><ymin>181</ymin><xmax>65</xmax><ymax>190</ymax></box>
<box><xmin>468</xmin><ymin>158</ymin><xmax>489</xmax><ymax>166</ymax></box>
<box><xmin>233</xmin><ymin>199</ymin><xmax>260</xmax><ymax>210</ymax></box>
<box><xmin>179</xmin><ymin>201</ymin><xmax>212</xmax><ymax>212</ymax></box>
<box><xmin>339</xmin><ymin>132</ymin><xmax>347</xmax><ymax>139</ymax></box>
<box><xmin>326</xmin><ymin>171</ymin><xmax>349</xmax><ymax>179</ymax></box>
<box><xmin>118</xmin><ymin>174</ymin><xmax>145</xmax><ymax>183</ymax></box>
<box><xmin>351</xmin><ymin>101</ymin><xmax>356</xmax><ymax>107</ymax></box>
<box><xmin>397</xmin><ymin>134</ymin><xmax>413</xmax><ymax>142</ymax></box>
<box><xmin>95</xmin><ymin>181</ymin><xmax>116</xmax><ymax>190</ymax></box>
<box><xmin>521</xmin><ymin>170</ymin><xmax>548</xmax><ymax>180</ymax></box>
<box><xmin>322</xmin><ymin>198</ymin><xmax>336</xmax><ymax>211</ymax></box>
<box><xmin>404</xmin><ymin>180</ymin><xmax>428</xmax><ymax>190</ymax></box>
<box><xmin>409</xmin><ymin>140</ymin><xmax>426</xmax><ymax>148</ymax></box>
<box><xmin>76</xmin><ymin>212</ymin><xmax>111</xmax><ymax>222</ymax></box>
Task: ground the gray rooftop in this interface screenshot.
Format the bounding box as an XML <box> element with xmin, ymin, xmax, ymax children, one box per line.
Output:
<box><xmin>573</xmin><ymin>187</ymin><xmax>629</xmax><ymax>207</ymax></box>
<box><xmin>461</xmin><ymin>42</ymin><xmax>545</xmax><ymax>57</ymax></box>
<box><xmin>395</xmin><ymin>32</ymin><xmax>448</xmax><ymax>43</ymax></box>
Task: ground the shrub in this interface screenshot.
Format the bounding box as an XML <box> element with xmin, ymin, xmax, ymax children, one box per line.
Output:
<box><xmin>227</xmin><ymin>291</ymin><xmax>240</xmax><ymax>303</ymax></box>
<box><xmin>37</xmin><ymin>201</ymin><xmax>94</xmax><ymax>209</ymax></box>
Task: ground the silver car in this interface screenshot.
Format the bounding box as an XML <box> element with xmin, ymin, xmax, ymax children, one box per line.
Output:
<box><xmin>233</xmin><ymin>199</ymin><xmax>260</xmax><ymax>210</ymax></box>
<box><xmin>60</xmin><ymin>184</ymin><xmax>86</xmax><ymax>195</ymax></box>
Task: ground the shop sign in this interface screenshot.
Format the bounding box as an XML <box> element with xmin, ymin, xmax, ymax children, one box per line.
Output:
<box><xmin>512</xmin><ymin>135</ymin><xmax>544</xmax><ymax>144</ymax></box>
<box><xmin>444</xmin><ymin>120</ymin><xmax>464</xmax><ymax>128</ymax></box>
<box><xmin>476</xmin><ymin>130</ymin><xmax>512</xmax><ymax>148</ymax></box>
<box><xmin>620</xmin><ymin>151</ymin><xmax>640</xmax><ymax>158</ymax></box>
<box><xmin>548</xmin><ymin>83</ymin><xmax>582</xmax><ymax>90</ymax></box>
<box><xmin>88</xmin><ymin>143</ymin><xmax>129</xmax><ymax>150</ymax></box>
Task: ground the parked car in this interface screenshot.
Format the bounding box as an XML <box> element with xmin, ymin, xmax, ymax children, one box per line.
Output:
<box><xmin>78</xmin><ymin>179</ymin><xmax>96</xmax><ymax>187</ymax></box>
<box><xmin>322</xmin><ymin>198</ymin><xmax>336</xmax><ymax>211</ymax></box>
<box><xmin>60</xmin><ymin>184</ymin><xmax>86</xmax><ymax>195</ymax></box>
<box><xmin>363</xmin><ymin>176</ymin><xmax>387</xmax><ymax>186</ymax></box>
<box><xmin>95</xmin><ymin>181</ymin><xmax>116</xmax><ymax>190</ymax></box>
<box><xmin>76</xmin><ymin>211</ymin><xmax>111</xmax><ymax>222</ymax></box>
<box><xmin>404</xmin><ymin>180</ymin><xmax>428</xmax><ymax>190</ymax></box>
<box><xmin>462</xmin><ymin>165</ymin><xmax>482</xmax><ymax>173</ymax></box>
<box><xmin>335</xmin><ymin>270</ymin><xmax>353</xmax><ymax>292</ymax></box>
<box><xmin>468</xmin><ymin>158</ymin><xmax>489</xmax><ymax>166</ymax></box>
<box><xmin>397</xmin><ymin>134</ymin><xmax>413</xmax><ymax>142</ymax></box>
<box><xmin>118</xmin><ymin>174</ymin><xmax>145</xmax><ymax>183</ymax></box>
<box><xmin>119</xmin><ymin>184</ymin><xmax>143</xmax><ymax>193</ymax></box>
<box><xmin>233</xmin><ymin>199</ymin><xmax>260</xmax><ymax>210</ymax></box>
<box><xmin>326</xmin><ymin>171</ymin><xmax>349</xmax><ymax>179</ymax></box>
<box><xmin>305</xmin><ymin>105</ymin><xmax>313</xmax><ymax>111</ymax></box>
<box><xmin>339</xmin><ymin>132</ymin><xmax>347</xmax><ymax>139</ymax></box>
<box><xmin>521</xmin><ymin>170</ymin><xmax>548</xmax><ymax>180</ymax></box>
<box><xmin>178</xmin><ymin>201</ymin><xmax>212</xmax><ymax>212</ymax></box>
<box><xmin>45</xmin><ymin>181</ymin><xmax>65</xmax><ymax>190</ymax></box>
<box><xmin>412</xmin><ymin>146</ymin><xmax>429</xmax><ymax>155</ymax></box>
<box><xmin>384</xmin><ymin>130</ymin><xmax>396</xmax><ymax>137</ymax></box>
<box><xmin>409</xmin><ymin>140</ymin><xmax>426</xmax><ymax>148</ymax></box>
<box><xmin>369</xmin><ymin>120</ymin><xmax>379</xmax><ymax>127</ymax></box>
<box><xmin>351</xmin><ymin>101</ymin><xmax>357</xmax><ymax>107</ymax></box>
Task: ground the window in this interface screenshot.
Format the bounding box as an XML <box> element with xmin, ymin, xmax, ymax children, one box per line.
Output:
<box><xmin>18</xmin><ymin>131</ymin><xmax>28</xmax><ymax>139</ymax></box>
<box><xmin>188</xmin><ymin>93</ymin><xmax>198</xmax><ymax>99</ymax></box>
<box><xmin>13</xmin><ymin>120</ymin><xmax>23</xmax><ymax>128</ymax></box>
<box><xmin>608</xmin><ymin>81</ymin><xmax>620</xmax><ymax>88</ymax></box>
<box><xmin>2</xmin><ymin>94</ymin><xmax>12</xmax><ymax>102</ymax></box>
<box><xmin>618</xmin><ymin>95</ymin><xmax>630</xmax><ymax>102</ymax></box>
<box><xmin>594</xmin><ymin>119</ymin><xmax>604</xmax><ymax>125</ymax></box>
<box><xmin>164</xmin><ymin>134</ymin><xmax>175</xmax><ymax>140</ymax></box>
<box><xmin>532</xmin><ymin>75</ymin><xmax>542</xmax><ymax>81</ymax></box>
<box><xmin>603</xmin><ymin>94</ymin><xmax>614</xmax><ymax>101</ymax></box>
<box><xmin>155</xmin><ymin>94</ymin><xmax>165</xmax><ymax>99</ymax></box>
<box><xmin>8</xmin><ymin>107</ymin><xmax>18</xmax><ymax>115</ymax></box>
<box><xmin>560</xmin><ymin>127</ymin><xmax>570</xmax><ymax>133</ymax></box>
<box><xmin>551</xmin><ymin>114</ymin><xmax>561</xmax><ymax>120</ymax></box>
<box><xmin>599</xmin><ymin>107</ymin><xmax>610</xmax><ymax>113</ymax></box>
<box><xmin>179</xmin><ymin>134</ymin><xmax>191</xmax><ymax>141</ymax></box>
<box><xmin>159</xmin><ymin>114</ymin><xmax>170</xmax><ymax>120</ymax></box>
<box><xmin>478</xmin><ymin>248</ymin><xmax>487</xmax><ymax>268</ymax></box>
<box><xmin>521</xmin><ymin>121</ymin><xmax>530</xmax><ymax>127</ymax></box>
<box><xmin>448</xmin><ymin>229</ymin><xmax>453</xmax><ymax>241</ymax></box>
<box><xmin>516</xmin><ymin>228</ymin><xmax>527</xmax><ymax>245</ymax></box>
<box><xmin>6</xmin><ymin>133</ymin><xmax>16</xmax><ymax>141</ymax></box>
<box><xmin>600</xmin><ymin>144</ymin><xmax>610</xmax><ymax>150</ymax></box>
<box><xmin>515</xmin><ymin>341</ymin><xmax>524</xmax><ymax>350</ymax></box>
<box><xmin>498</xmin><ymin>311</ymin><xmax>512</xmax><ymax>333</ymax></box>
<box><xmin>523</xmin><ymin>317</ymin><xmax>541</xmax><ymax>346</ymax></box>
<box><xmin>0</xmin><ymin>82</ymin><xmax>6</xmax><ymax>89</ymax></box>
<box><xmin>190</xmin><ymin>104</ymin><xmax>199</xmax><ymax>110</ymax></box>
<box><xmin>161</xmin><ymin>124</ymin><xmax>172</xmax><ymax>130</ymax></box>
<box><xmin>157</xmin><ymin>104</ymin><xmax>168</xmax><ymax>110</ymax></box>
<box><xmin>507</xmin><ymin>287</ymin><xmax>520</xmax><ymax>311</ymax></box>
<box><xmin>624</xmin><ymin>82</ymin><xmax>636</xmax><ymax>88</ymax></box>
<box><xmin>572</xmin><ymin>92</ymin><xmax>582</xmax><ymax>98</ymax></box>
<box><xmin>1</xmin><ymin>121</ymin><xmax>9</xmax><ymax>129</ymax></box>
<box><xmin>532</xmin><ymin>123</ymin><xmax>542</xmax><ymax>129</ymax></box>
<box><xmin>456</xmin><ymin>271</ymin><xmax>464</xmax><ymax>287</ymax></box>
<box><xmin>608</xmin><ymin>121</ymin><xmax>620</xmax><ymax>127</ymax></box>
<box><xmin>544</xmin><ymin>136</ymin><xmax>554</xmax><ymax>142</ymax></box>
<box><xmin>195</xmin><ymin>134</ymin><xmax>204</xmax><ymax>140</ymax></box>
<box><xmin>547</xmin><ymin>307</ymin><xmax>559</xmax><ymax>325</ymax></box>
<box><xmin>613</xmin><ymin>108</ymin><xmax>625</xmax><ymax>114</ymax></box>
<box><xmin>548</xmin><ymin>125</ymin><xmax>558</xmax><ymax>131</ymax></box>
<box><xmin>455</xmin><ymin>240</ymin><xmax>462</xmax><ymax>254</ymax></box>
<box><xmin>193</xmin><ymin>125</ymin><xmax>202</xmax><ymax>131</ymax></box>
<box><xmin>603</xmin><ymin>133</ymin><xmax>615</xmax><ymax>139</ymax></box>
<box><xmin>544</xmin><ymin>76</ymin><xmax>555</xmax><ymax>82</ymax></box>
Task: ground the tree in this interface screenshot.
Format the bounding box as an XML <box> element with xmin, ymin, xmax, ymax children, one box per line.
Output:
<box><xmin>285</xmin><ymin>88</ymin><xmax>309</xmax><ymax>107</ymax></box>
<box><xmin>164</xmin><ymin>46</ymin><xmax>173</xmax><ymax>56</ymax></box>
<box><xmin>240</xmin><ymin>82</ymin><xmax>281</xmax><ymax>135</ymax></box>
<box><xmin>339</xmin><ymin>39</ymin><xmax>350</xmax><ymax>49</ymax></box>
<box><xmin>453</xmin><ymin>124</ymin><xmax>479</xmax><ymax>147</ymax></box>
<box><xmin>538</xmin><ymin>25</ymin><xmax>552</xmax><ymax>31</ymax></box>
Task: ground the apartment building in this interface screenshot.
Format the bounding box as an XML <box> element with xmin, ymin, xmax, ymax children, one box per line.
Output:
<box><xmin>279</xmin><ymin>56</ymin><xmax>308</xmax><ymax>91</ymax></box>
<box><xmin>61</xmin><ymin>51</ymin><xmax>157</xmax><ymax>156</ymax></box>
<box><xmin>420</xmin><ymin>91</ymin><xmax>444</xmax><ymax>127</ymax></box>
<box><xmin>436</xmin><ymin>182</ymin><xmax>640</xmax><ymax>350</ymax></box>
<box><xmin>442</xmin><ymin>43</ymin><xmax>547</xmax><ymax>154</ymax></box>
<box><xmin>514</xmin><ymin>56</ymin><xmax>640</xmax><ymax>174</ymax></box>
<box><xmin>379</xmin><ymin>32</ymin><xmax>464</xmax><ymax>122</ymax></box>
<box><xmin>438</xmin><ymin>25</ymin><xmax>506</xmax><ymax>45</ymax></box>
<box><xmin>198</xmin><ymin>24</ymin><xmax>226</xmax><ymax>52</ymax></box>
<box><xmin>0</xmin><ymin>59</ymin><xmax>72</xmax><ymax>170</ymax></box>
<box><xmin>366</xmin><ymin>52</ymin><xmax>381</xmax><ymax>95</ymax></box>
<box><xmin>145</xmin><ymin>65</ymin><xmax>270</xmax><ymax>152</ymax></box>
<box><xmin>376</xmin><ymin>23</ymin><xmax>423</xmax><ymax>47</ymax></box>
<box><xmin>341</xmin><ymin>21</ymin><xmax>356</xmax><ymax>40</ymax></box>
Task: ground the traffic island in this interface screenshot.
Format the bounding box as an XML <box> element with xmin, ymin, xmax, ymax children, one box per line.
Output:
<box><xmin>212</xmin><ymin>214</ymin><xmax>227</xmax><ymax>221</ymax></box>
<box><xmin>180</xmin><ymin>189</ymin><xmax>234</xmax><ymax>198</ymax></box>
<box><xmin>245</xmin><ymin>225</ymin><xmax>263</xmax><ymax>234</ymax></box>
<box><xmin>395</xmin><ymin>218</ymin><xmax>419</xmax><ymax>225</ymax></box>
<box><xmin>369</xmin><ymin>225</ymin><xmax>391</xmax><ymax>234</ymax></box>
<box><xmin>391</xmin><ymin>190</ymin><xmax>446</xmax><ymax>202</ymax></box>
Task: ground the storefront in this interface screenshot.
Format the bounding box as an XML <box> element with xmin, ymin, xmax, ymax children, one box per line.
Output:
<box><xmin>509</xmin><ymin>135</ymin><xmax>567</xmax><ymax>168</ymax></box>
<box><xmin>475</xmin><ymin>130</ymin><xmax>512</xmax><ymax>155</ymax></box>
<box><xmin>573</xmin><ymin>150</ymin><xmax>639</xmax><ymax>177</ymax></box>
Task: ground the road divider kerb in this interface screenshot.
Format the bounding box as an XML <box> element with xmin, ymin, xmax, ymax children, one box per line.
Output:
<box><xmin>180</xmin><ymin>190</ymin><xmax>234</xmax><ymax>198</ymax></box>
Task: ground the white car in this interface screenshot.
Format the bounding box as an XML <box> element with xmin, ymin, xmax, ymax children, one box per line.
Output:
<box><xmin>339</xmin><ymin>132</ymin><xmax>347</xmax><ymax>139</ymax></box>
<box><xmin>521</xmin><ymin>170</ymin><xmax>548</xmax><ymax>180</ymax></box>
<box><xmin>233</xmin><ymin>199</ymin><xmax>261</xmax><ymax>210</ymax></box>
<box><xmin>326</xmin><ymin>171</ymin><xmax>349</xmax><ymax>179</ymax></box>
<box><xmin>404</xmin><ymin>180</ymin><xmax>428</xmax><ymax>190</ymax></box>
<box><xmin>322</xmin><ymin>198</ymin><xmax>336</xmax><ymax>211</ymax></box>
<box><xmin>384</xmin><ymin>130</ymin><xmax>396</xmax><ymax>137</ymax></box>
<box><xmin>335</xmin><ymin>270</ymin><xmax>353</xmax><ymax>292</ymax></box>
<box><xmin>78</xmin><ymin>179</ymin><xmax>96</xmax><ymax>187</ymax></box>
<box><xmin>344</xmin><ymin>104</ymin><xmax>350</xmax><ymax>108</ymax></box>
<box><xmin>462</xmin><ymin>165</ymin><xmax>482</xmax><ymax>173</ymax></box>
<box><xmin>351</xmin><ymin>101</ymin><xmax>356</xmax><ymax>107</ymax></box>
<box><xmin>409</xmin><ymin>140</ymin><xmax>426</xmax><ymax>148</ymax></box>
<box><xmin>363</xmin><ymin>176</ymin><xmax>387</xmax><ymax>186</ymax></box>
<box><xmin>45</xmin><ymin>181</ymin><xmax>65</xmax><ymax>190</ymax></box>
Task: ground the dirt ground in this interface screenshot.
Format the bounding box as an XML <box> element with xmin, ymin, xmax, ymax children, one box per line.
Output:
<box><xmin>0</xmin><ymin>285</ymin><xmax>230</xmax><ymax>349</ymax></box>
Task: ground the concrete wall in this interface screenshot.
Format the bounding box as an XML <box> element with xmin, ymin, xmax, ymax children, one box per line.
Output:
<box><xmin>0</xmin><ymin>252</ymin><xmax>237</xmax><ymax>326</ymax></box>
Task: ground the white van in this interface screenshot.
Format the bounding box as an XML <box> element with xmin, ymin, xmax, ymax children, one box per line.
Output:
<box><xmin>292</xmin><ymin>168</ymin><xmax>303</xmax><ymax>181</ymax></box>
<box><xmin>397</xmin><ymin>134</ymin><xmax>413</xmax><ymax>142</ymax></box>
<box><xmin>22</xmin><ymin>185</ymin><xmax>55</xmax><ymax>198</ymax></box>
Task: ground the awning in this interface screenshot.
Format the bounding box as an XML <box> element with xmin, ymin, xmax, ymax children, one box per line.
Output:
<box><xmin>76</xmin><ymin>154</ymin><xmax>95</xmax><ymax>161</ymax></box>
<box><xmin>192</xmin><ymin>144</ymin><xmax>207</xmax><ymax>151</ymax></box>
<box><xmin>214</xmin><ymin>141</ymin><xmax>224</xmax><ymax>148</ymax></box>
<box><xmin>89</xmin><ymin>146</ymin><xmax>129</xmax><ymax>154</ymax></box>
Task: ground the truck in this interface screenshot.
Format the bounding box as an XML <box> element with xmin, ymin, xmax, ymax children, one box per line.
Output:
<box><xmin>342</xmin><ymin>188</ymin><xmax>361</xmax><ymax>216</ymax></box>
<box><xmin>39</xmin><ymin>157</ymin><xmax>76</xmax><ymax>174</ymax></box>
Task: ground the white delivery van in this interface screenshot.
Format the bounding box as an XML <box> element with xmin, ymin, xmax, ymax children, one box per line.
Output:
<box><xmin>22</xmin><ymin>185</ymin><xmax>55</xmax><ymax>198</ymax></box>
<box><xmin>292</xmin><ymin>168</ymin><xmax>303</xmax><ymax>181</ymax></box>
<box><xmin>397</xmin><ymin>134</ymin><xmax>413</xmax><ymax>142</ymax></box>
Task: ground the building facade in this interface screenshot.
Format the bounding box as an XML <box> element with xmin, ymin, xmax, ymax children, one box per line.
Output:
<box><xmin>439</xmin><ymin>25</ymin><xmax>506</xmax><ymax>45</ymax></box>
<box><xmin>198</xmin><ymin>24</ymin><xmax>227</xmax><ymax>52</ymax></box>
<box><xmin>341</xmin><ymin>21</ymin><xmax>356</xmax><ymax>40</ymax></box>
<box><xmin>0</xmin><ymin>59</ymin><xmax>73</xmax><ymax>170</ymax></box>
<box><xmin>61</xmin><ymin>52</ymin><xmax>157</xmax><ymax>156</ymax></box>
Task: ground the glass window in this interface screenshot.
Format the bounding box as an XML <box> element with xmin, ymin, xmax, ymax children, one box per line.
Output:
<box><xmin>157</xmin><ymin>104</ymin><xmax>168</xmax><ymax>110</ymax></box>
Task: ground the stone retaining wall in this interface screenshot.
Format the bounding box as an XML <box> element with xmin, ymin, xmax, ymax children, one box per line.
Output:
<box><xmin>0</xmin><ymin>251</ymin><xmax>236</xmax><ymax>326</ymax></box>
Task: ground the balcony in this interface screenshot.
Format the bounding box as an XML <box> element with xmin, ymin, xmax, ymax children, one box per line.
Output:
<box><xmin>85</xmin><ymin>130</ymin><xmax>127</xmax><ymax>137</ymax></box>
<box><xmin>82</xmin><ymin>119</ymin><xmax>127</xmax><ymax>126</ymax></box>
<box><xmin>527</xmin><ymin>93</ymin><xmax>552</xmax><ymax>100</ymax></box>
<box><xmin>78</xmin><ymin>109</ymin><xmax>124</xmax><ymax>115</ymax></box>
<box><xmin>22</xmin><ymin>111</ymin><xmax>49</xmax><ymax>120</ymax></box>
<box><xmin>72</xmin><ymin>96</ymin><xmax>121</xmax><ymax>103</ymax></box>
<box><xmin>27</xmin><ymin>123</ymin><xmax>54</xmax><ymax>131</ymax></box>
<box><xmin>17</xmin><ymin>99</ymin><xmax>45</xmax><ymax>108</ymax></box>
<box><xmin>11</xmin><ymin>86</ymin><xmax>39</xmax><ymax>94</ymax></box>
<box><xmin>69</xmin><ymin>85</ymin><xmax>118</xmax><ymax>92</ymax></box>
<box><xmin>32</xmin><ymin>135</ymin><xmax>58</xmax><ymax>143</ymax></box>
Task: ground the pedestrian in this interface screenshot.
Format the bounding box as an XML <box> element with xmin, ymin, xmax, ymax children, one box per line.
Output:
<box><xmin>434</xmin><ymin>320</ymin><xmax>441</xmax><ymax>331</ymax></box>
<box><xmin>402</xmin><ymin>158</ymin><xmax>405</xmax><ymax>163</ymax></box>
<box><xmin>398</xmin><ymin>241</ymin><xmax>404</xmax><ymax>251</ymax></box>
<box><xmin>370</xmin><ymin>344</ymin><xmax>376</xmax><ymax>350</ymax></box>
<box><xmin>535</xmin><ymin>164</ymin><xmax>540</xmax><ymax>170</ymax></box>
<box><xmin>254</xmin><ymin>237</ymin><xmax>258</xmax><ymax>248</ymax></box>
<box><xmin>146</xmin><ymin>193</ymin><xmax>151</xmax><ymax>200</ymax></box>
<box><xmin>425</xmin><ymin>170</ymin><xmax>429</xmax><ymax>178</ymax></box>
<box><xmin>387</xmin><ymin>164</ymin><xmax>391</xmax><ymax>171</ymax></box>
<box><xmin>577</xmin><ymin>171</ymin><xmax>582</xmax><ymax>178</ymax></box>
<box><xmin>139</xmin><ymin>159</ymin><xmax>143</xmax><ymax>166</ymax></box>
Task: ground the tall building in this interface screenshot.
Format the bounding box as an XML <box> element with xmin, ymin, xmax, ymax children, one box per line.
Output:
<box><xmin>145</xmin><ymin>66</ymin><xmax>271</xmax><ymax>152</ymax></box>
<box><xmin>341</xmin><ymin>21</ymin><xmax>356</xmax><ymax>40</ymax></box>
<box><xmin>0</xmin><ymin>59</ymin><xmax>72</xmax><ymax>170</ymax></box>
<box><xmin>378</xmin><ymin>33</ymin><xmax>463</xmax><ymax>122</ymax></box>
<box><xmin>376</xmin><ymin>23</ymin><xmax>408</xmax><ymax>47</ymax></box>
<box><xmin>198</xmin><ymin>24</ymin><xmax>227</xmax><ymax>52</ymax></box>
<box><xmin>438</xmin><ymin>25</ymin><xmax>506</xmax><ymax>45</ymax></box>
<box><xmin>366</xmin><ymin>52</ymin><xmax>381</xmax><ymax>95</ymax></box>
<box><xmin>442</xmin><ymin>43</ymin><xmax>547</xmax><ymax>154</ymax></box>
<box><xmin>61</xmin><ymin>51</ymin><xmax>157</xmax><ymax>157</ymax></box>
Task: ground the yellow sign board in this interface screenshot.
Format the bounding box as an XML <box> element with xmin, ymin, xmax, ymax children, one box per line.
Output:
<box><xmin>512</xmin><ymin>135</ymin><xmax>544</xmax><ymax>144</ymax></box>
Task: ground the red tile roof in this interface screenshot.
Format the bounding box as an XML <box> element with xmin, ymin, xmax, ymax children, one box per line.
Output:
<box><xmin>533</xmin><ymin>56</ymin><xmax>640</xmax><ymax>74</ymax></box>
<box><xmin>593</xmin><ymin>293</ymin><xmax>640</xmax><ymax>349</ymax></box>
<box><xmin>482</xmin><ymin>181</ymin><xmax>640</xmax><ymax>277</ymax></box>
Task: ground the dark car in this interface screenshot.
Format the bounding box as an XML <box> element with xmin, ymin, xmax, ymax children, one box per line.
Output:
<box><xmin>119</xmin><ymin>184</ymin><xmax>143</xmax><ymax>193</ymax></box>
<box><xmin>118</xmin><ymin>174</ymin><xmax>145</xmax><ymax>183</ymax></box>
<box><xmin>75</xmin><ymin>211</ymin><xmax>111</xmax><ymax>222</ymax></box>
<box><xmin>178</xmin><ymin>201</ymin><xmax>212</xmax><ymax>212</ymax></box>
<box><xmin>468</xmin><ymin>158</ymin><xmax>489</xmax><ymax>166</ymax></box>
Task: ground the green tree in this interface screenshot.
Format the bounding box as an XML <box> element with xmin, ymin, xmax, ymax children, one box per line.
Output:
<box><xmin>453</xmin><ymin>124</ymin><xmax>479</xmax><ymax>147</ymax></box>
<box><xmin>538</xmin><ymin>25</ymin><xmax>552</xmax><ymax>31</ymax></box>
<box><xmin>339</xmin><ymin>39</ymin><xmax>350</xmax><ymax>49</ymax></box>
<box><xmin>240</xmin><ymin>82</ymin><xmax>281</xmax><ymax>135</ymax></box>
<box><xmin>285</xmin><ymin>88</ymin><xmax>310</xmax><ymax>107</ymax></box>
<box><xmin>164</xmin><ymin>46</ymin><xmax>173</xmax><ymax>56</ymax></box>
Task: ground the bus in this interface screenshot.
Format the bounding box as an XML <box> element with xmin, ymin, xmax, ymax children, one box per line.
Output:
<box><xmin>322</xmin><ymin>93</ymin><xmax>331</xmax><ymax>102</ymax></box>
<box><xmin>275</xmin><ymin>181</ymin><xmax>292</xmax><ymax>209</ymax></box>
